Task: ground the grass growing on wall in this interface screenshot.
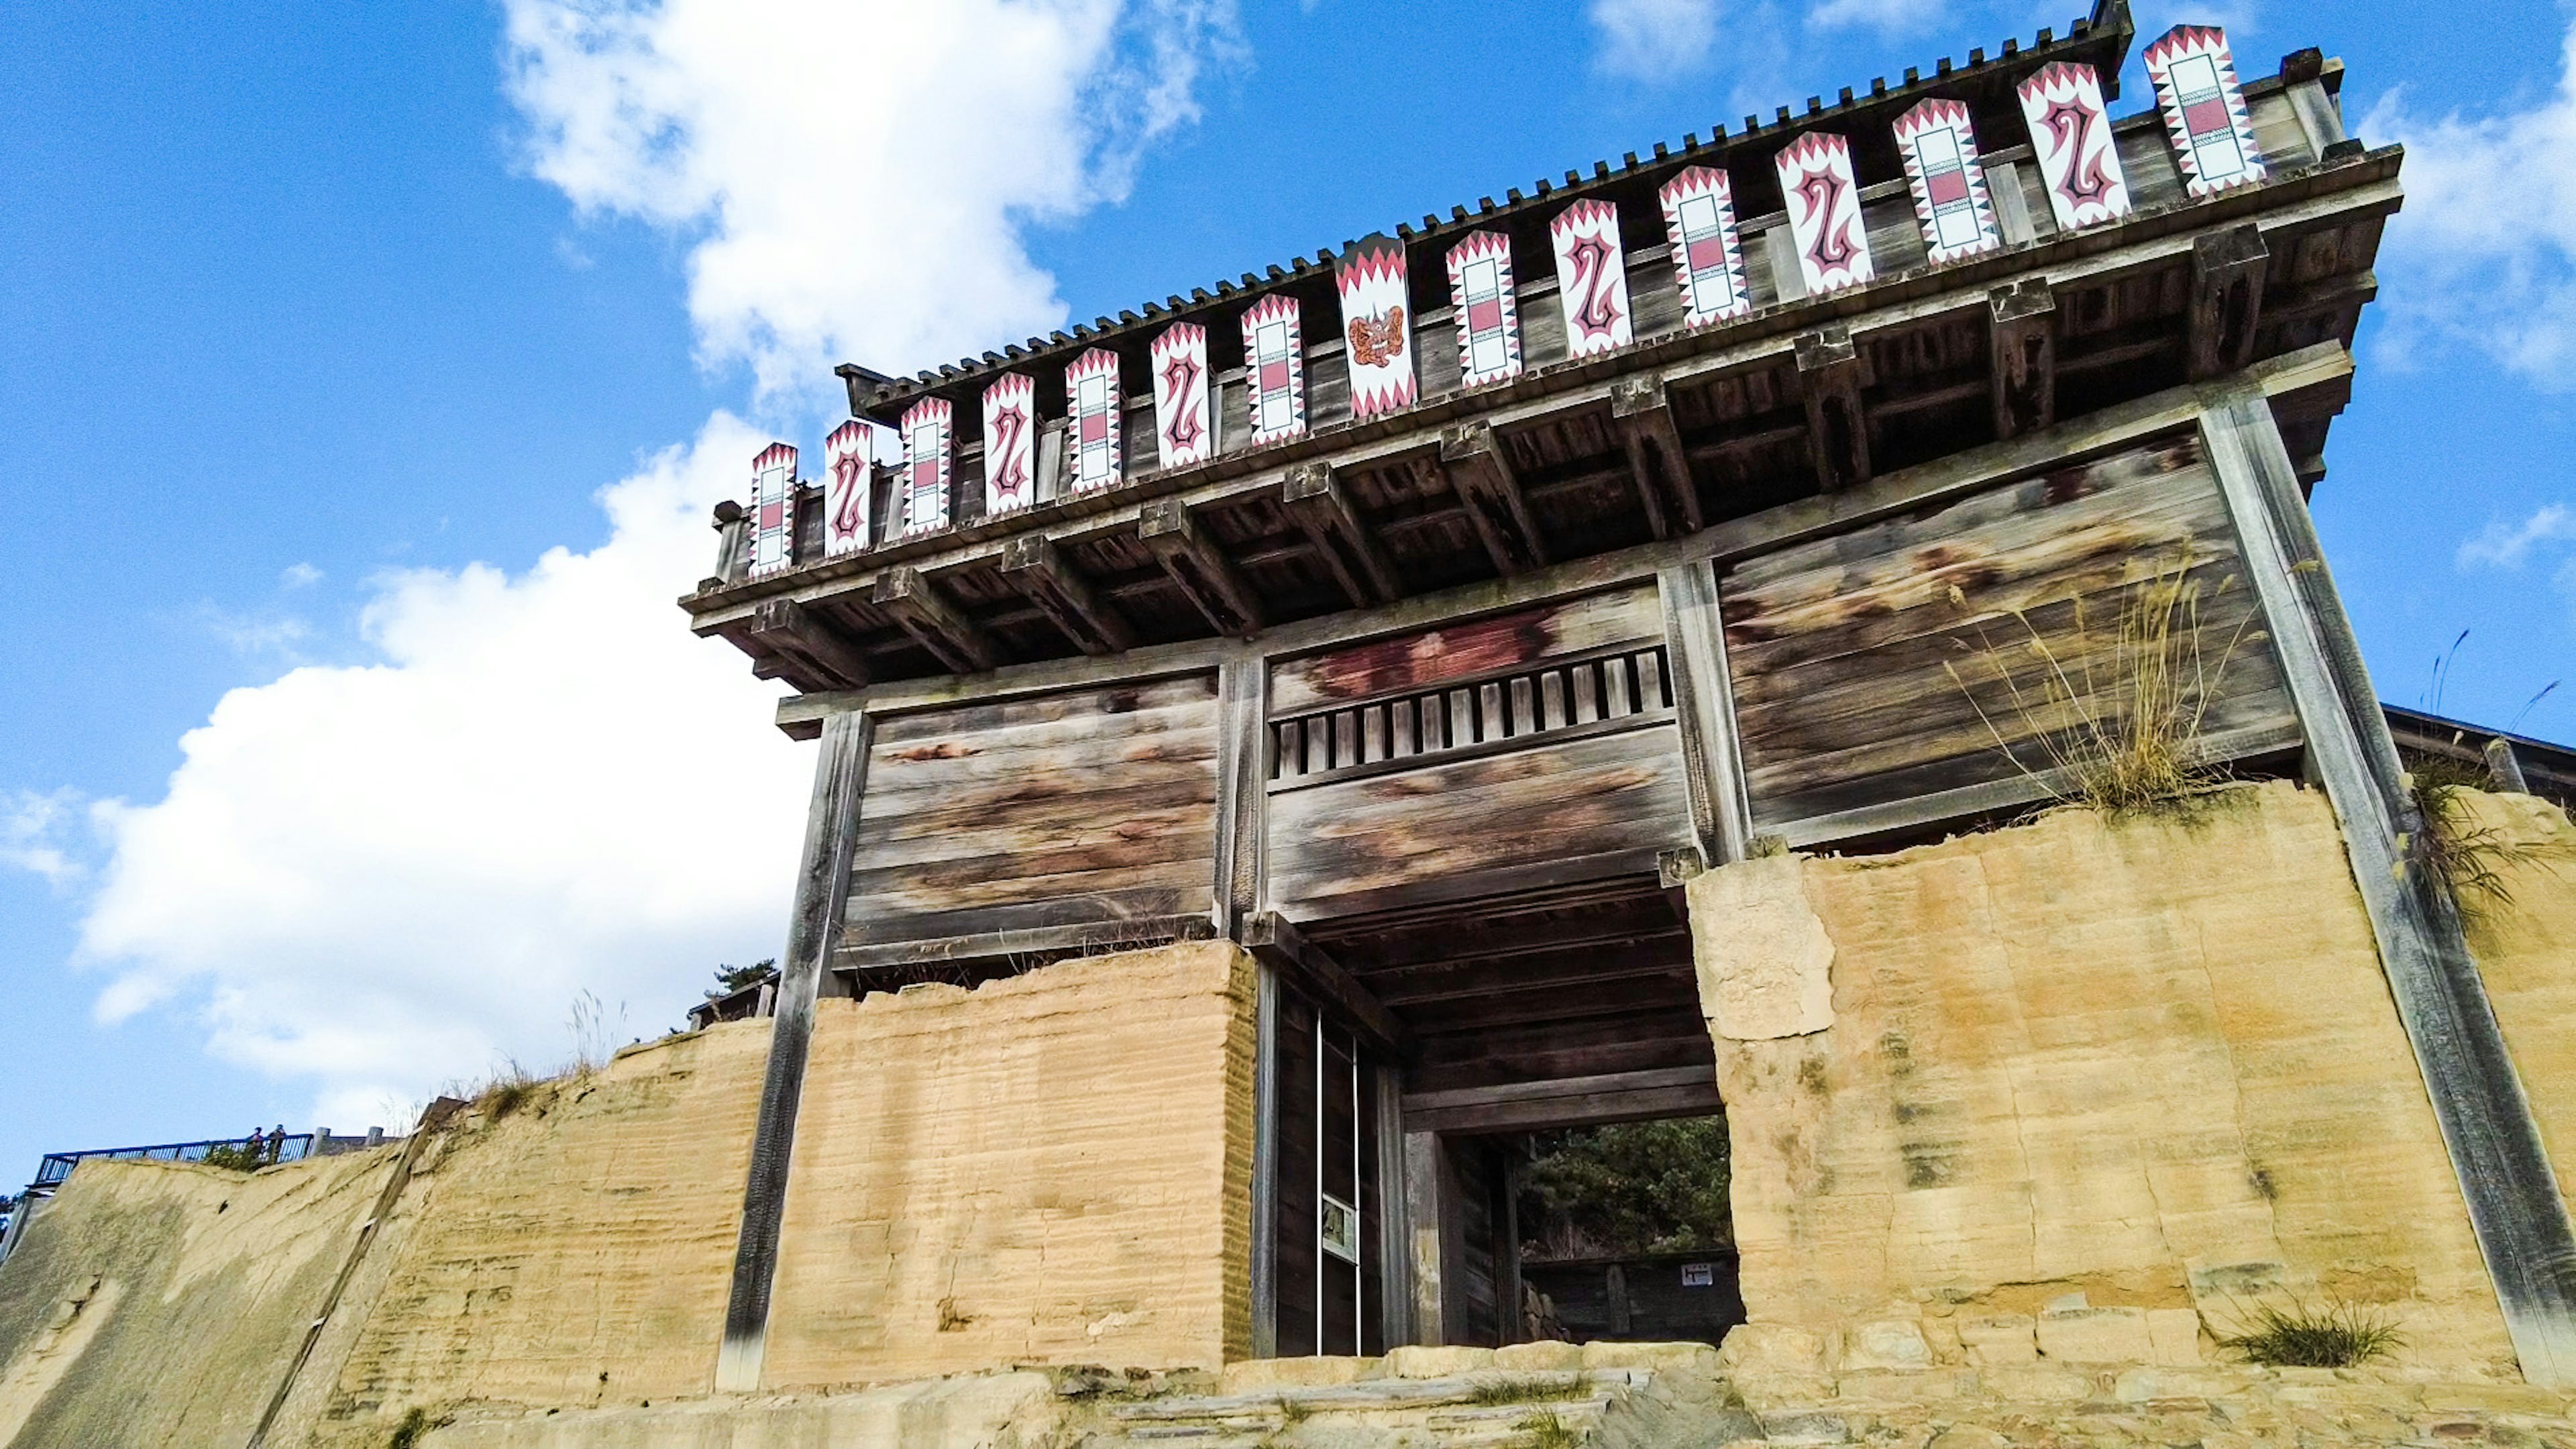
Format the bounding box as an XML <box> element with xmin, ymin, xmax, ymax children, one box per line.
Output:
<box><xmin>1945</xmin><ymin>553</ymin><xmax>2264</xmax><ymax>818</ymax></box>
<box><xmin>2214</xmin><ymin>1297</ymin><xmax>2403</xmax><ymax>1368</ymax></box>
<box><xmin>2403</xmin><ymin>757</ymin><xmax>2575</xmax><ymax>931</ymax></box>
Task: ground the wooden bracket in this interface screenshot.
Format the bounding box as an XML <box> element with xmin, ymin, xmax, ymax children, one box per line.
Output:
<box><xmin>1439</xmin><ymin>421</ymin><xmax>1548</xmax><ymax>576</ymax></box>
<box><xmin>1611</xmin><ymin>376</ymin><xmax>1701</xmax><ymax>537</ymax></box>
<box><xmin>1139</xmin><ymin>496</ymin><xmax>1265</xmax><ymax>637</ymax></box>
<box><xmin>871</xmin><ymin>566</ymin><xmax>1001</xmax><ymax>673</ymax></box>
<box><xmin>711</xmin><ymin>500</ymin><xmax>749</xmax><ymax>588</ymax></box>
<box><xmin>2189</xmin><ymin>225</ymin><xmax>2270</xmax><ymax>381</ymax></box>
<box><xmin>1988</xmin><ymin>279</ymin><xmax>2057</xmax><ymax>442</ymax></box>
<box><xmin>1283</xmin><ymin>461</ymin><xmax>1401</xmax><ymax>607</ymax></box>
<box><xmin>1241</xmin><ymin>911</ymin><xmax>1413</xmax><ymax>1057</ymax></box>
<box><xmin>746</xmin><ymin>597</ymin><xmax>872</xmax><ymax>691</ymax></box>
<box><xmin>998</xmin><ymin>533</ymin><xmax>1134</xmax><ymax>656</ymax></box>
<box><xmin>1795</xmin><ymin>327</ymin><xmax>1875</xmax><ymax>492</ymax></box>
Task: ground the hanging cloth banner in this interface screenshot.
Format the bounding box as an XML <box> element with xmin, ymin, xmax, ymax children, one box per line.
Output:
<box><xmin>981</xmin><ymin>373</ymin><xmax>1036</xmax><ymax>517</ymax></box>
<box><xmin>1551</xmin><ymin>199</ymin><xmax>1633</xmax><ymax>359</ymax></box>
<box><xmin>1776</xmin><ymin>132</ymin><xmax>1874</xmax><ymax>296</ymax></box>
<box><xmin>1065</xmin><ymin>347</ymin><xmax>1123</xmax><ymax>493</ymax></box>
<box><xmin>1337</xmin><ymin>235</ymin><xmax>1415</xmax><ymax>421</ymax></box>
<box><xmin>1658</xmin><ymin>166</ymin><xmax>1751</xmax><ymax>328</ymax></box>
<box><xmin>1894</xmin><ymin>99</ymin><xmax>2002</xmax><ymax>264</ymax></box>
<box><xmin>747</xmin><ymin>441</ymin><xmax>798</xmax><ymax>579</ymax></box>
<box><xmin>1149</xmin><ymin>323</ymin><xmax>1214</xmax><ymax>469</ymax></box>
<box><xmin>2017</xmin><ymin>62</ymin><xmax>2133</xmax><ymax>231</ymax></box>
<box><xmin>1446</xmin><ymin>231</ymin><xmax>1524</xmax><ymax>388</ymax></box>
<box><xmin>1242</xmin><ymin>294</ymin><xmax>1308</xmax><ymax>447</ymax></box>
<box><xmin>898</xmin><ymin>398</ymin><xmax>952</xmax><ymax>535</ymax></box>
<box><xmin>822</xmin><ymin>420</ymin><xmax>869</xmax><ymax>557</ymax></box>
<box><xmin>2145</xmin><ymin>25</ymin><xmax>2267</xmax><ymax>198</ymax></box>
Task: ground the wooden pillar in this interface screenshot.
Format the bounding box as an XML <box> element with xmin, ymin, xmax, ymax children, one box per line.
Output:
<box><xmin>1374</xmin><ymin>1063</ymin><xmax>1412</xmax><ymax>1350</ymax></box>
<box><xmin>2202</xmin><ymin>390</ymin><xmax>2576</xmax><ymax>1387</ymax></box>
<box><xmin>1213</xmin><ymin>655</ymin><xmax>1269</xmax><ymax>936</ymax></box>
<box><xmin>1248</xmin><ymin>961</ymin><xmax>1282</xmax><ymax>1358</ymax></box>
<box><xmin>1403</xmin><ymin>1132</ymin><xmax>1447</xmax><ymax>1346</ymax></box>
<box><xmin>716</xmin><ymin>707</ymin><xmax>871</xmax><ymax>1393</ymax></box>
<box><xmin>1988</xmin><ymin>280</ymin><xmax>2057</xmax><ymax>443</ymax></box>
<box><xmin>711</xmin><ymin>501</ymin><xmax>749</xmax><ymax>586</ymax></box>
<box><xmin>2489</xmin><ymin>737</ymin><xmax>2533</xmax><ymax>794</ymax></box>
<box><xmin>1660</xmin><ymin>560</ymin><xmax>1755</xmax><ymax>867</ymax></box>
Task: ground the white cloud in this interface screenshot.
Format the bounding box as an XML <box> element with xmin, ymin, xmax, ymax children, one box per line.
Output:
<box><xmin>280</xmin><ymin>562</ymin><xmax>323</xmax><ymax>588</ymax></box>
<box><xmin>76</xmin><ymin>416</ymin><xmax>810</xmax><ymax>1126</ymax></box>
<box><xmin>1590</xmin><ymin>0</ymin><xmax>1719</xmax><ymax>83</ymax></box>
<box><xmin>2459</xmin><ymin>503</ymin><xmax>2576</xmax><ymax>570</ymax></box>
<box><xmin>503</xmin><ymin>0</ymin><xmax>1240</xmax><ymax>405</ymax></box>
<box><xmin>2367</xmin><ymin>17</ymin><xmax>2576</xmax><ymax>388</ymax></box>
<box><xmin>2</xmin><ymin>790</ymin><xmax>84</xmax><ymax>889</ymax></box>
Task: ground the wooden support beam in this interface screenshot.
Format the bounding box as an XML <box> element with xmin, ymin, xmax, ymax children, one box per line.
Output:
<box><xmin>1241</xmin><ymin>910</ymin><xmax>1412</xmax><ymax>1057</ymax></box>
<box><xmin>718</xmin><ymin>708</ymin><xmax>871</xmax><ymax>1393</ymax></box>
<box><xmin>996</xmin><ymin>533</ymin><xmax>1134</xmax><ymax>656</ymax></box>
<box><xmin>2188</xmin><ymin>224</ymin><xmax>2270</xmax><ymax>381</ymax></box>
<box><xmin>2202</xmin><ymin>388</ymin><xmax>2576</xmax><ymax>1387</ymax></box>
<box><xmin>2487</xmin><ymin>737</ymin><xmax>2533</xmax><ymax>794</ymax></box>
<box><xmin>1988</xmin><ymin>279</ymin><xmax>2057</xmax><ymax>442</ymax></box>
<box><xmin>1248</xmin><ymin>962</ymin><xmax>1282</xmax><ymax>1357</ymax></box>
<box><xmin>1400</xmin><ymin>1066</ymin><xmax>1724</xmax><ymax>1136</ymax></box>
<box><xmin>1795</xmin><ymin>326</ymin><xmax>1874</xmax><ymax>491</ymax></box>
<box><xmin>1403</xmin><ymin>1132</ymin><xmax>1447</xmax><ymax>1346</ymax></box>
<box><xmin>1283</xmin><ymin>460</ymin><xmax>1401</xmax><ymax>607</ymax></box>
<box><xmin>710</xmin><ymin>500</ymin><xmax>749</xmax><ymax>588</ymax></box>
<box><xmin>1611</xmin><ymin>377</ymin><xmax>1702</xmax><ymax>537</ymax></box>
<box><xmin>1212</xmin><ymin>656</ymin><xmax>1269</xmax><ymax>936</ymax></box>
<box><xmin>871</xmin><ymin>566</ymin><xmax>1000</xmax><ymax>674</ymax></box>
<box><xmin>1659</xmin><ymin>560</ymin><xmax>1754</xmax><ymax>865</ymax></box>
<box><xmin>1139</xmin><ymin>496</ymin><xmax>1265</xmax><ymax>637</ymax></box>
<box><xmin>1440</xmin><ymin>421</ymin><xmax>1547</xmax><ymax>576</ymax></box>
<box><xmin>746</xmin><ymin>597</ymin><xmax>872</xmax><ymax>690</ymax></box>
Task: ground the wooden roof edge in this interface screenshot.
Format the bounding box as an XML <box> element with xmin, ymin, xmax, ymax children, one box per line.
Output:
<box><xmin>836</xmin><ymin>3</ymin><xmax>2143</xmax><ymax>423</ymax></box>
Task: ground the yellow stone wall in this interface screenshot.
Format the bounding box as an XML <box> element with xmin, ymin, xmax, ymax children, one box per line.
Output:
<box><xmin>1690</xmin><ymin>780</ymin><xmax>2520</xmax><ymax>1374</ymax></box>
<box><xmin>315</xmin><ymin>1018</ymin><xmax>770</xmax><ymax>1425</ymax></box>
<box><xmin>2456</xmin><ymin>791</ymin><xmax>2576</xmax><ymax>1226</ymax></box>
<box><xmin>761</xmin><ymin>942</ymin><xmax>1258</xmax><ymax>1387</ymax></box>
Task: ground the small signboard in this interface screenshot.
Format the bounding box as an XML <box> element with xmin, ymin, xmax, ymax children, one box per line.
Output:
<box><xmin>1680</xmin><ymin>1262</ymin><xmax>1715</xmax><ymax>1288</ymax></box>
<box><xmin>1320</xmin><ymin>1193</ymin><xmax>1360</xmax><ymax>1264</ymax></box>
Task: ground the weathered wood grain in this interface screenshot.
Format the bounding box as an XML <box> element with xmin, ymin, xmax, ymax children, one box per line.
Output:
<box><xmin>1271</xmin><ymin>586</ymin><xmax>1659</xmax><ymax>714</ymax></box>
<box><xmin>1268</xmin><ymin>726</ymin><xmax>1693</xmax><ymax>917</ymax></box>
<box><xmin>1723</xmin><ymin>434</ymin><xmax>2298</xmax><ymax>833</ymax></box>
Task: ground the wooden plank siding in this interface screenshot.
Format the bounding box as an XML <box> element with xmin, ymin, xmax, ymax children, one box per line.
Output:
<box><xmin>1719</xmin><ymin>434</ymin><xmax>2298</xmax><ymax>838</ymax></box>
<box><xmin>835</xmin><ymin>674</ymin><xmax>1222</xmax><ymax>950</ymax></box>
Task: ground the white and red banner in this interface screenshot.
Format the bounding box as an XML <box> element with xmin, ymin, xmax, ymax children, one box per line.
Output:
<box><xmin>981</xmin><ymin>373</ymin><xmax>1037</xmax><ymax>517</ymax></box>
<box><xmin>1551</xmin><ymin>199</ymin><xmax>1633</xmax><ymax>359</ymax></box>
<box><xmin>1065</xmin><ymin>348</ymin><xmax>1123</xmax><ymax>492</ymax></box>
<box><xmin>1894</xmin><ymin>99</ymin><xmax>2001</xmax><ymax>264</ymax></box>
<box><xmin>1657</xmin><ymin>167</ymin><xmax>1750</xmax><ymax>329</ymax></box>
<box><xmin>1242</xmin><ymin>294</ymin><xmax>1307</xmax><ymax>447</ymax></box>
<box><xmin>898</xmin><ymin>398</ymin><xmax>952</xmax><ymax>535</ymax></box>
<box><xmin>822</xmin><ymin>421</ymin><xmax>869</xmax><ymax>557</ymax></box>
<box><xmin>1149</xmin><ymin>323</ymin><xmax>1214</xmax><ymax>469</ymax></box>
<box><xmin>1337</xmin><ymin>236</ymin><xmax>1415</xmax><ymax>421</ymax></box>
<box><xmin>1776</xmin><ymin>132</ymin><xmax>1874</xmax><ymax>295</ymax></box>
<box><xmin>747</xmin><ymin>441</ymin><xmax>798</xmax><ymax>579</ymax></box>
<box><xmin>1446</xmin><ymin>231</ymin><xmax>1524</xmax><ymax>388</ymax></box>
<box><xmin>2145</xmin><ymin>26</ymin><xmax>2267</xmax><ymax>198</ymax></box>
<box><xmin>2018</xmin><ymin>62</ymin><xmax>2133</xmax><ymax>231</ymax></box>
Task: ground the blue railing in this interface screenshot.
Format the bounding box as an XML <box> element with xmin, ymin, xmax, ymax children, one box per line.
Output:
<box><xmin>32</xmin><ymin>1132</ymin><xmax>318</xmax><ymax>1187</ymax></box>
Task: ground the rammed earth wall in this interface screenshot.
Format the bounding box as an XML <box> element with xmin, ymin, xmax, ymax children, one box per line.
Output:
<box><xmin>1688</xmin><ymin>780</ymin><xmax>2524</xmax><ymax>1375</ymax></box>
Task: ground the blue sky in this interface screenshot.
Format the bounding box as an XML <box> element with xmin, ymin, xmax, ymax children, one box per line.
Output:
<box><xmin>4</xmin><ymin>0</ymin><xmax>2575</xmax><ymax>1183</ymax></box>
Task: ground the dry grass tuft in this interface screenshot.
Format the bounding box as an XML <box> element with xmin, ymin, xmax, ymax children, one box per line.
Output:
<box><xmin>2214</xmin><ymin>1297</ymin><xmax>2403</xmax><ymax>1367</ymax></box>
<box><xmin>2405</xmin><ymin>765</ymin><xmax>2575</xmax><ymax>930</ymax></box>
<box><xmin>1514</xmin><ymin>1409</ymin><xmax>1582</xmax><ymax>1449</ymax></box>
<box><xmin>1945</xmin><ymin>552</ymin><xmax>2262</xmax><ymax>819</ymax></box>
<box><xmin>1470</xmin><ymin>1377</ymin><xmax>1589</xmax><ymax>1407</ymax></box>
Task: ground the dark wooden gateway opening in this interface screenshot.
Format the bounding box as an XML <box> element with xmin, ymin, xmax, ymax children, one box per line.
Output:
<box><xmin>1260</xmin><ymin>873</ymin><xmax>1736</xmax><ymax>1352</ymax></box>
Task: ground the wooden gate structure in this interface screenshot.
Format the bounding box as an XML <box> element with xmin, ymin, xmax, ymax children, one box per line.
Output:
<box><xmin>684</xmin><ymin>1</ymin><xmax>2576</xmax><ymax>1384</ymax></box>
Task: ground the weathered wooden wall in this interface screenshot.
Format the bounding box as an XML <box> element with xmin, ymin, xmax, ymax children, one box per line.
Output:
<box><xmin>1265</xmin><ymin>587</ymin><xmax>1695</xmax><ymax>918</ymax></box>
<box><xmin>1720</xmin><ymin>434</ymin><xmax>2298</xmax><ymax>842</ymax></box>
<box><xmin>837</xmin><ymin>674</ymin><xmax>1221</xmax><ymax>953</ymax></box>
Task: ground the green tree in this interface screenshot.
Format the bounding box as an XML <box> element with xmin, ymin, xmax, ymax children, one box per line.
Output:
<box><xmin>1517</xmin><ymin>1115</ymin><xmax>1731</xmax><ymax>1260</ymax></box>
<box><xmin>706</xmin><ymin>959</ymin><xmax>777</xmax><ymax>1000</ymax></box>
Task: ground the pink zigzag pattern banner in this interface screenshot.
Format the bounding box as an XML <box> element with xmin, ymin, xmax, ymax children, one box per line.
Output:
<box><xmin>1446</xmin><ymin>231</ymin><xmax>1523</xmax><ymax>388</ymax></box>
<box><xmin>747</xmin><ymin>441</ymin><xmax>798</xmax><ymax>580</ymax></box>
<box><xmin>1551</xmin><ymin>200</ymin><xmax>1633</xmax><ymax>360</ymax></box>
<box><xmin>822</xmin><ymin>421</ymin><xmax>869</xmax><ymax>557</ymax></box>
<box><xmin>1338</xmin><ymin>237</ymin><xmax>1416</xmax><ymax>421</ymax></box>
<box><xmin>899</xmin><ymin>398</ymin><xmax>953</xmax><ymax>535</ymax></box>
<box><xmin>1242</xmin><ymin>294</ymin><xmax>1307</xmax><ymax>447</ymax></box>
<box><xmin>1894</xmin><ymin>99</ymin><xmax>2001</xmax><ymax>264</ymax></box>
<box><xmin>981</xmin><ymin>373</ymin><xmax>1036</xmax><ymax>517</ymax></box>
<box><xmin>2145</xmin><ymin>25</ymin><xmax>2267</xmax><ymax>198</ymax></box>
<box><xmin>1658</xmin><ymin>167</ymin><xmax>1750</xmax><ymax>329</ymax></box>
<box><xmin>1065</xmin><ymin>347</ymin><xmax>1123</xmax><ymax>493</ymax></box>
<box><xmin>1149</xmin><ymin>324</ymin><xmax>1214</xmax><ymax>469</ymax></box>
<box><xmin>1776</xmin><ymin>132</ymin><xmax>1874</xmax><ymax>296</ymax></box>
<box><xmin>2018</xmin><ymin>62</ymin><xmax>2133</xmax><ymax>231</ymax></box>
